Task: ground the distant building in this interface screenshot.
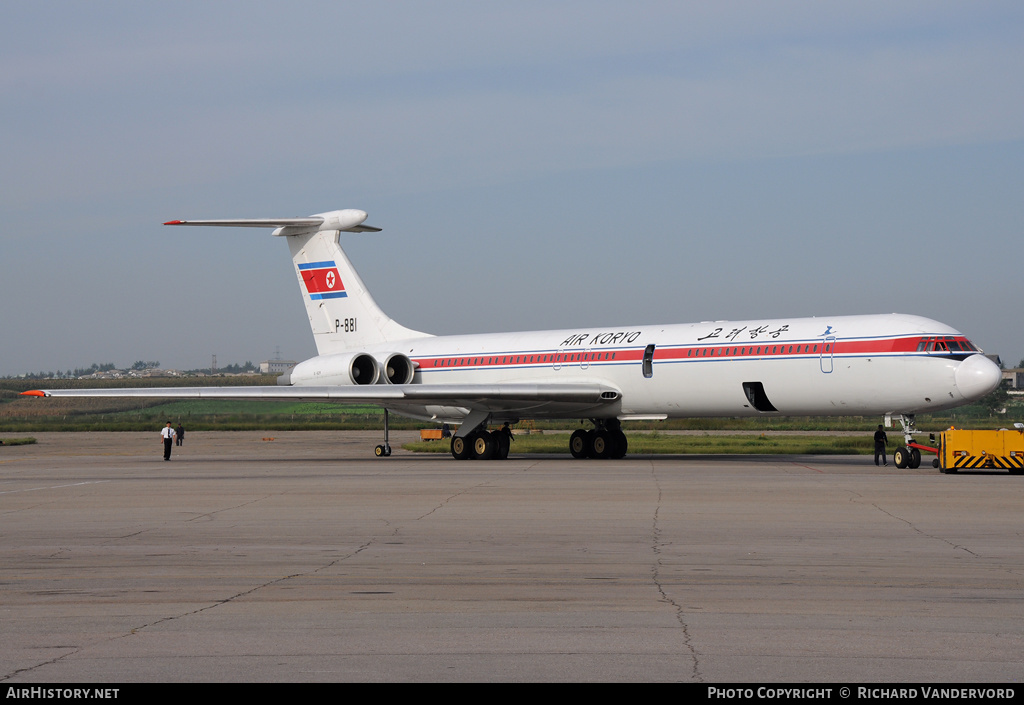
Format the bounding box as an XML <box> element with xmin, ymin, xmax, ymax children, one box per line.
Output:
<box><xmin>1002</xmin><ymin>368</ymin><xmax>1024</xmax><ymax>390</ymax></box>
<box><xmin>261</xmin><ymin>360</ymin><xmax>297</xmax><ymax>375</ymax></box>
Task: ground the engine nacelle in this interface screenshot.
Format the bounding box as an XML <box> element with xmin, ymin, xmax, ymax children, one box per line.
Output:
<box><xmin>287</xmin><ymin>352</ymin><xmax>380</xmax><ymax>386</ymax></box>
<box><xmin>377</xmin><ymin>353</ymin><xmax>415</xmax><ymax>385</ymax></box>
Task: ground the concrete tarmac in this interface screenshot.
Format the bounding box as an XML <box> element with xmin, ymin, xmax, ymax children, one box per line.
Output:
<box><xmin>1</xmin><ymin>431</ymin><xmax>1021</xmax><ymax>683</ymax></box>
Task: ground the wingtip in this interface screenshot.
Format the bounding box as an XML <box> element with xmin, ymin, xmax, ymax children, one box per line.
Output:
<box><xmin>20</xmin><ymin>390</ymin><xmax>46</xmax><ymax>397</ymax></box>
<box><xmin>163</xmin><ymin>220</ymin><xmax>184</xmax><ymax>225</ymax></box>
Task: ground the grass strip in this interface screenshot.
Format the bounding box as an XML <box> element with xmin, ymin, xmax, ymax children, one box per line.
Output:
<box><xmin>0</xmin><ymin>437</ymin><xmax>37</xmax><ymax>446</ymax></box>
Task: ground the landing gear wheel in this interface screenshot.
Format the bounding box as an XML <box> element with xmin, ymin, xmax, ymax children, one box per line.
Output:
<box><xmin>472</xmin><ymin>431</ymin><xmax>496</xmax><ymax>460</ymax></box>
<box><xmin>908</xmin><ymin>448</ymin><xmax>921</xmax><ymax>469</ymax></box>
<box><xmin>451</xmin><ymin>436</ymin><xmax>471</xmax><ymax>460</ymax></box>
<box><xmin>374</xmin><ymin>444</ymin><xmax>391</xmax><ymax>457</ymax></box>
<box><xmin>570</xmin><ymin>430</ymin><xmax>589</xmax><ymax>459</ymax></box>
<box><xmin>893</xmin><ymin>446</ymin><xmax>909</xmax><ymax>469</ymax></box>
<box><xmin>589</xmin><ymin>430</ymin><xmax>611</xmax><ymax>459</ymax></box>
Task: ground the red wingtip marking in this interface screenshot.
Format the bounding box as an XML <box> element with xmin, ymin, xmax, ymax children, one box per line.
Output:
<box><xmin>20</xmin><ymin>390</ymin><xmax>46</xmax><ymax>397</ymax></box>
<box><xmin>163</xmin><ymin>220</ymin><xmax>184</xmax><ymax>225</ymax></box>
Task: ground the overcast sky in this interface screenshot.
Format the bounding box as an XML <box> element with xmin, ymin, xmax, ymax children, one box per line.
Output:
<box><xmin>2</xmin><ymin>1</ymin><xmax>1022</xmax><ymax>376</ymax></box>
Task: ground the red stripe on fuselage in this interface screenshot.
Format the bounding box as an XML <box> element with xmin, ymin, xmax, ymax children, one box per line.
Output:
<box><xmin>410</xmin><ymin>335</ymin><xmax>971</xmax><ymax>373</ymax></box>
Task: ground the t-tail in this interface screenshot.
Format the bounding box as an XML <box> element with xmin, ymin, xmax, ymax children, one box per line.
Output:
<box><xmin>165</xmin><ymin>209</ymin><xmax>429</xmax><ymax>354</ymax></box>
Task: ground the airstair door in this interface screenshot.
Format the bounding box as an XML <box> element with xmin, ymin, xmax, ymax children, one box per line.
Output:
<box><xmin>642</xmin><ymin>344</ymin><xmax>655</xmax><ymax>378</ymax></box>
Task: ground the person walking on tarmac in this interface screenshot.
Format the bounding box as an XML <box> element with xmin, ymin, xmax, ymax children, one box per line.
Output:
<box><xmin>161</xmin><ymin>421</ymin><xmax>176</xmax><ymax>461</ymax></box>
<box><xmin>873</xmin><ymin>424</ymin><xmax>889</xmax><ymax>466</ymax></box>
<box><xmin>175</xmin><ymin>423</ymin><xmax>185</xmax><ymax>447</ymax></box>
<box><xmin>497</xmin><ymin>422</ymin><xmax>515</xmax><ymax>459</ymax></box>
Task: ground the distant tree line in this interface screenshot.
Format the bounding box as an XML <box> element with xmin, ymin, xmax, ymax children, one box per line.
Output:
<box><xmin>218</xmin><ymin>361</ymin><xmax>257</xmax><ymax>374</ymax></box>
<box><xmin>180</xmin><ymin>361</ymin><xmax>257</xmax><ymax>375</ymax></box>
<box><xmin>2</xmin><ymin>359</ymin><xmax>263</xmax><ymax>379</ymax></box>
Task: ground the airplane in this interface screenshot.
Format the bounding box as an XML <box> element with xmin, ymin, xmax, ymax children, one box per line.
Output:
<box><xmin>22</xmin><ymin>208</ymin><xmax>1003</xmax><ymax>465</ymax></box>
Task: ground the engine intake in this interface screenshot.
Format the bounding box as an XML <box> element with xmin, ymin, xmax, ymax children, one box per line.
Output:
<box><xmin>288</xmin><ymin>352</ymin><xmax>380</xmax><ymax>386</ymax></box>
<box><xmin>378</xmin><ymin>353</ymin><xmax>415</xmax><ymax>384</ymax></box>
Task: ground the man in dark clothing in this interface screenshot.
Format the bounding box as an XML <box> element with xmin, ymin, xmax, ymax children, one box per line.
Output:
<box><xmin>175</xmin><ymin>424</ymin><xmax>185</xmax><ymax>446</ymax></box>
<box><xmin>873</xmin><ymin>425</ymin><xmax>889</xmax><ymax>466</ymax></box>
<box><xmin>497</xmin><ymin>422</ymin><xmax>515</xmax><ymax>459</ymax></box>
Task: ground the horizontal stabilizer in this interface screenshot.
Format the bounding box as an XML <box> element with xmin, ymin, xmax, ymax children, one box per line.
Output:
<box><xmin>164</xmin><ymin>209</ymin><xmax>381</xmax><ymax>233</ymax></box>
<box><xmin>164</xmin><ymin>218</ymin><xmax>324</xmax><ymax>228</ymax></box>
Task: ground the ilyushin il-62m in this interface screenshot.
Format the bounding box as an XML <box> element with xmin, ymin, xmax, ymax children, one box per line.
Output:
<box><xmin>24</xmin><ymin>208</ymin><xmax>1001</xmax><ymax>463</ymax></box>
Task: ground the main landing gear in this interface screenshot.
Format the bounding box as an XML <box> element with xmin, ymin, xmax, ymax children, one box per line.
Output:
<box><xmin>450</xmin><ymin>427</ymin><xmax>512</xmax><ymax>460</ymax></box>
<box><xmin>447</xmin><ymin>419</ymin><xmax>628</xmax><ymax>460</ymax></box>
<box><xmin>569</xmin><ymin>419</ymin><xmax>627</xmax><ymax>460</ymax></box>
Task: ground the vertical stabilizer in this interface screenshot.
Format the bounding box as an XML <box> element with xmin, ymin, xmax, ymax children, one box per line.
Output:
<box><xmin>165</xmin><ymin>209</ymin><xmax>430</xmax><ymax>355</ymax></box>
<box><xmin>283</xmin><ymin>223</ymin><xmax>429</xmax><ymax>353</ymax></box>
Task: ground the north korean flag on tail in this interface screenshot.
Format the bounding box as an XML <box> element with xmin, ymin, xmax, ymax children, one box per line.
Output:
<box><xmin>298</xmin><ymin>261</ymin><xmax>347</xmax><ymax>300</ymax></box>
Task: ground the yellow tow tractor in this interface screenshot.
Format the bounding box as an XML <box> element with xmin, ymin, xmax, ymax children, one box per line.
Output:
<box><xmin>896</xmin><ymin>424</ymin><xmax>1024</xmax><ymax>474</ymax></box>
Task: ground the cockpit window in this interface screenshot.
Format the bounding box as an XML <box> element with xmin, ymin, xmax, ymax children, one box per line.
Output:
<box><xmin>917</xmin><ymin>335</ymin><xmax>978</xmax><ymax>354</ymax></box>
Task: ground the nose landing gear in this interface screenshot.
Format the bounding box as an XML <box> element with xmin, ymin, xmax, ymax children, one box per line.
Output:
<box><xmin>889</xmin><ymin>414</ymin><xmax>924</xmax><ymax>469</ymax></box>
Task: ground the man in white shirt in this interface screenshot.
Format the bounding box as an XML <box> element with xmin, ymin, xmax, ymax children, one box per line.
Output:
<box><xmin>160</xmin><ymin>421</ymin><xmax>176</xmax><ymax>460</ymax></box>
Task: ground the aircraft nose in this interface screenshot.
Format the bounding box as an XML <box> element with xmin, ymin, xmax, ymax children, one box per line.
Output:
<box><xmin>954</xmin><ymin>354</ymin><xmax>1002</xmax><ymax>401</ymax></box>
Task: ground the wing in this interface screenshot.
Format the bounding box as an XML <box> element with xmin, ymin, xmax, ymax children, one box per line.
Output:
<box><xmin>22</xmin><ymin>383</ymin><xmax>621</xmax><ymax>417</ymax></box>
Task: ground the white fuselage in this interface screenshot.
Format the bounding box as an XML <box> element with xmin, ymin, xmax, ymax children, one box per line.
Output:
<box><xmin>289</xmin><ymin>312</ymin><xmax>995</xmax><ymax>424</ymax></box>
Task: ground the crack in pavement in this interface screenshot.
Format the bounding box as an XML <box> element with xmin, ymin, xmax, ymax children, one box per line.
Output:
<box><xmin>869</xmin><ymin>501</ymin><xmax>980</xmax><ymax>557</ymax></box>
<box><xmin>843</xmin><ymin>489</ymin><xmax>980</xmax><ymax>557</ymax></box>
<box><xmin>4</xmin><ymin>469</ymin><xmax>524</xmax><ymax>681</ymax></box>
<box><xmin>649</xmin><ymin>461</ymin><xmax>703</xmax><ymax>682</ymax></box>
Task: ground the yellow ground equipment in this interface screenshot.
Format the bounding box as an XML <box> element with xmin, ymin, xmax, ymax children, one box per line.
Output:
<box><xmin>923</xmin><ymin>428</ymin><xmax>1024</xmax><ymax>474</ymax></box>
